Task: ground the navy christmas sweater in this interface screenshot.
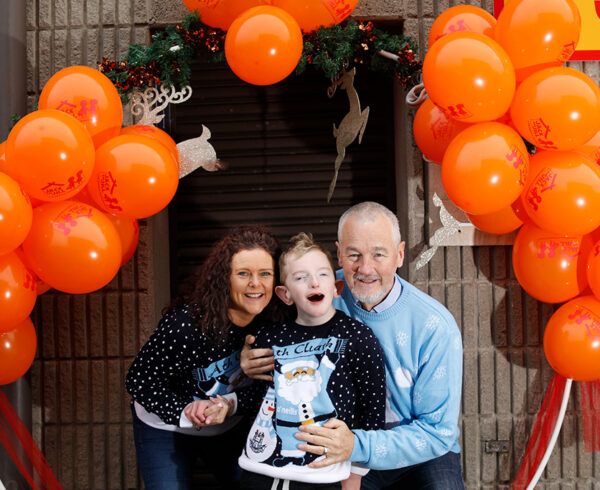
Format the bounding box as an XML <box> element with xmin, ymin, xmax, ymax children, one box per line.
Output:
<box><xmin>236</xmin><ymin>310</ymin><xmax>386</xmax><ymax>484</ymax></box>
<box><xmin>126</xmin><ymin>306</ymin><xmax>259</xmax><ymax>427</ymax></box>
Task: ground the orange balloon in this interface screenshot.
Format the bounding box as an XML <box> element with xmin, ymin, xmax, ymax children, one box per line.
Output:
<box><xmin>412</xmin><ymin>98</ymin><xmax>469</xmax><ymax>164</ymax></box>
<box><xmin>0</xmin><ymin>317</ymin><xmax>37</xmax><ymax>385</ymax></box>
<box><xmin>587</xmin><ymin>239</ymin><xmax>600</xmax><ymax>301</ymax></box>
<box><xmin>225</xmin><ymin>6</ymin><xmax>303</xmax><ymax>86</ymax></box>
<box><xmin>0</xmin><ymin>172</ymin><xmax>33</xmax><ymax>255</ymax></box>
<box><xmin>5</xmin><ymin>110</ymin><xmax>95</xmax><ymax>201</ymax></box>
<box><xmin>22</xmin><ymin>201</ymin><xmax>122</xmax><ymax>294</ymax></box>
<box><xmin>494</xmin><ymin>0</ymin><xmax>581</xmax><ymax>81</ymax></box>
<box><xmin>13</xmin><ymin>247</ymin><xmax>52</xmax><ymax>296</ymax></box>
<box><xmin>120</xmin><ymin>125</ymin><xmax>180</xmax><ymax>167</ymax></box>
<box><xmin>182</xmin><ymin>0</ymin><xmax>270</xmax><ymax>30</ymax></box>
<box><xmin>467</xmin><ymin>204</ymin><xmax>523</xmax><ymax>235</ymax></box>
<box><xmin>576</xmin><ymin>128</ymin><xmax>600</xmax><ymax>166</ymax></box>
<box><xmin>0</xmin><ymin>141</ymin><xmax>7</xmax><ymax>174</ymax></box>
<box><xmin>105</xmin><ymin>214</ymin><xmax>139</xmax><ymax>266</ymax></box>
<box><xmin>428</xmin><ymin>5</ymin><xmax>496</xmax><ymax>48</ymax></box>
<box><xmin>513</xmin><ymin>222</ymin><xmax>593</xmax><ymax>303</ymax></box>
<box><xmin>0</xmin><ymin>252</ymin><xmax>37</xmax><ymax>333</ymax></box>
<box><xmin>38</xmin><ymin>66</ymin><xmax>123</xmax><ymax>148</ymax></box>
<box><xmin>510</xmin><ymin>67</ymin><xmax>600</xmax><ymax>151</ymax></box>
<box><xmin>88</xmin><ymin>135</ymin><xmax>179</xmax><ymax>219</ymax></box>
<box><xmin>522</xmin><ymin>150</ymin><xmax>600</xmax><ymax>235</ymax></box>
<box><xmin>442</xmin><ymin>122</ymin><xmax>529</xmax><ymax>214</ymax></box>
<box><xmin>511</xmin><ymin>193</ymin><xmax>531</xmax><ymax>225</ymax></box>
<box><xmin>272</xmin><ymin>0</ymin><xmax>358</xmax><ymax>32</ymax></box>
<box><xmin>543</xmin><ymin>295</ymin><xmax>600</xmax><ymax>381</ymax></box>
<box><xmin>422</xmin><ymin>32</ymin><xmax>516</xmax><ymax>123</ymax></box>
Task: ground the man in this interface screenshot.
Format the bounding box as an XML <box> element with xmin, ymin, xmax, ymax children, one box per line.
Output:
<box><xmin>242</xmin><ymin>202</ymin><xmax>464</xmax><ymax>489</ymax></box>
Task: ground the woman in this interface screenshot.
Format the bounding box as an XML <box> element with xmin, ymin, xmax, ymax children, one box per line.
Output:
<box><xmin>126</xmin><ymin>225</ymin><xmax>282</xmax><ymax>490</ymax></box>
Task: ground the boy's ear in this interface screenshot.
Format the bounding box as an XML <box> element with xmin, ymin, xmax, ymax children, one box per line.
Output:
<box><xmin>334</xmin><ymin>279</ymin><xmax>344</xmax><ymax>298</ymax></box>
<box><xmin>275</xmin><ymin>285</ymin><xmax>294</xmax><ymax>305</ymax></box>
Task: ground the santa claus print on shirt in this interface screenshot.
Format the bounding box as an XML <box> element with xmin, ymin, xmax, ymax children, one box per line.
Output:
<box><xmin>272</xmin><ymin>336</ymin><xmax>346</xmax><ymax>466</ymax></box>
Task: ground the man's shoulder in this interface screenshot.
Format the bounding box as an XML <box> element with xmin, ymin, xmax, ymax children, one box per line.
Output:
<box><xmin>394</xmin><ymin>279</ymin><xmax>460</xmax><ymax>339</ymax></box>
<box><xmin>400</xmin><ymin>279</ymin><xmax>453</xmax><ymax>316</ymax></box>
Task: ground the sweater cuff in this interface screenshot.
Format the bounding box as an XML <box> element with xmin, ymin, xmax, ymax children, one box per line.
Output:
<box><xmin>180</xmin><ymin>403</ymin><xmax>194</xmax><ymax>428</ymax></box>
<box><xmin>221</xmin><ymin>393</ymin><xmax>238</xmax><ymax>415</ymax></box>
<box><xmin>350</xmin><ymin>463</ymin><xmax>369</xmax><ymax>476</ymax></box>
<box><xmin>349</xmin><ymin>430</ymin><xmax>368</xmax><ymax>463</ymax></box>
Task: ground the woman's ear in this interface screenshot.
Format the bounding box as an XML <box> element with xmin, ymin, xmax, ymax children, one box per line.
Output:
<box><xmin>334</xmin><ymin>279</ymin><xmax>345</xmax><ymax>298</ymax></box>
<box><xmin>275</xmin><ymin>285</ymin><xmax>294</xmax><ymax>305</ymax></box>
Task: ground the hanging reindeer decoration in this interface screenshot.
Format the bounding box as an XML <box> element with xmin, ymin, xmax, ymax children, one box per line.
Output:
<box><xmin>327</xmin><ymin>67</ymin><xmax>370</xmax><ymax>202</ymax></box>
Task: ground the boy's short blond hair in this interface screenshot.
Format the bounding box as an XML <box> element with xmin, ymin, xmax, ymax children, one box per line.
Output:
<box><xmin>279</xmin><ymin>232</ymin><xmax>336</xmax><ymax>283</ymax></box>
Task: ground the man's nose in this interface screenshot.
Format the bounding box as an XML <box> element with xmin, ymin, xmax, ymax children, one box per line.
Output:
<box><xmin>357</xmin><ymin>256</ymin><xmax>376</xmax><ymax>274</ymax></box>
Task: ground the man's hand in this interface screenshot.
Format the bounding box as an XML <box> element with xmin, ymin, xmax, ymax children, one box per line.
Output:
<box><xmin>240</xmin><ymin>334</ymin><xmax>274</xmax><ymax>381</ymax></box>
<box><xmin>295</xmin><ymin>418</ymin><xmax>355</xmax><ymax>468</ymax></box>
<box><xmin>341</xmin><ymin>473</ymin><xmax>362</xmax><ymax>490</ymax></box>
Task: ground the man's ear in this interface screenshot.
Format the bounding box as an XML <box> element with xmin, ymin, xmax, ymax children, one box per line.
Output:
<box><xmin>336</xmin><ymin>241</ymin><xmax>342</xmax><ymax>267</ymax></box>
<box><xmin>334</xmin><ymin>279</ymin><xmax>344</xmax><ymax>298</ymax></box>
<box><xmin>275</xmin><ymin>285</ymin><xmax>294</xmax><ymax>305</ymax></box>
<box><xmin>396</xmin><ymin>241</ymin><xmax>406</xmax><ymax>269</ymax></box>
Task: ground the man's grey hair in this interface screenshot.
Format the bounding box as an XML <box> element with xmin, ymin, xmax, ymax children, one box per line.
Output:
<box><xmin>337</xmin><ymin>201</ymin><xmax>402</xmax><ymax>247</ymax></box>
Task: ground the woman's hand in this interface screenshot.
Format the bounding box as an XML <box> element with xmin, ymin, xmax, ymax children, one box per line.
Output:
<box><xmin>184</xmin><ymin>396</ymin><xmax>233</xmax><ymax>426</ymax></box>
<box><xmin>240</xmin><ymin>335</ymin><xmax>275</xmax><ymax>381</ymax></box>
<box><xmin>203</xmin><ymin>396</ymin><xmax>234</xmax><ymax>425</ymax></box>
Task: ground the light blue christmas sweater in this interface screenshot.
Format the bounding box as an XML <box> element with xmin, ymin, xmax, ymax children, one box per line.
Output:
<box><xmin>333</xmin><ymin>272</ymin><xmax>463</xmax><ymax>470</ymax></box>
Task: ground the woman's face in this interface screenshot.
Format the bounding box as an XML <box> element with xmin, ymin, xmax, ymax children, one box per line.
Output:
<box><xmin>228</xmin><ymin>248</ymin><xmax>275</xmax><ymax>326</ymax></box>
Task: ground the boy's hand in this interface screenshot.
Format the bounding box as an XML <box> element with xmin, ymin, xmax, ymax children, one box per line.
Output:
<box><xmin>241</xmin><ymin>335</ymin><xmax>274</xmax><ymax>381</ymax></box>
<box><xmin>341</xmin><ymin>473</ymin><xmax>362</xmax><ymax>490</ymax></box>
<box><xmin>203</xmin><ymin>396</ymin><xmax>234</xmax><ymax>425</ymax></box>
<box><xmin>184</xmin><ymin>399</ymin><xmax>212</xmax><ymax>426</ymax></box>
<box><xmin>184</xmin><ymin>396</ymin><xmax>233</xmax><ymax>427</ymax></box>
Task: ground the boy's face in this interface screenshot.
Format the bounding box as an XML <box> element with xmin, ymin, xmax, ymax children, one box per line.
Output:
<box><xmin>275</xmin><ymin>249</ymin><xmax>343</xmax><ymax>326</ymax></box>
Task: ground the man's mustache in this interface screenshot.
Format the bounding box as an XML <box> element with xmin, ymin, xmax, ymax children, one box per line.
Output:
<box><xmin>354</xmin><ymin>274</ymin><xmax>381</xmax><ymax>282</ymax></box>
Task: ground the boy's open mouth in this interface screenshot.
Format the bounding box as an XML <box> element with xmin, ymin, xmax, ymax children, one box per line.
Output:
<box><xmin>307</xmin><ymin>293</ymin><xmax>324</xmax><ymax>303</ymax></box>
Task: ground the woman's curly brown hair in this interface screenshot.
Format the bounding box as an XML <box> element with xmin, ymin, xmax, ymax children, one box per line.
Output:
<box><xmin>175</xmin><ymin>224</ymin><xmax>283</xmax><ymax>343</ymax></box>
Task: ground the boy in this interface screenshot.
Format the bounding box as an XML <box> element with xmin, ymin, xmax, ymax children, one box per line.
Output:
<box><xmin>232</xmin><ymin>233</ymin><xmax>386</xmax><ymax>489</ymax></box>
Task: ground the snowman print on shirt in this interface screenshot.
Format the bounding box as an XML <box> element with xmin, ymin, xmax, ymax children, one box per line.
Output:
<box><xmin>246</xmin><ymin>387</ymin><xmax>278</xmax><ymax>462</ymax></box>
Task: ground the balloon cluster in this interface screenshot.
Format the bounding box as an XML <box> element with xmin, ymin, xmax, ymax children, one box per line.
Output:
<box><xmin>0</xmin><ymin>66</ymin><xmax>180</xmax><ymax>385</ymax></box>
<box><xmin>414</xmin><ymin>0</ymin><xmax>600</xmax><ymax>381</ymax></box>
<box><xmin>183</xmin><ymin>0</ymin><xmax>359</xmax><ymax>85</ymax></box>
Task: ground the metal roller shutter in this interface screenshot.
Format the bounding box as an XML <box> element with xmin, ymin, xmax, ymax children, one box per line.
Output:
<box><xmin>169</xmin><ymin>61</ymin><xmax>396</xmax><ymax>293</ymax></box>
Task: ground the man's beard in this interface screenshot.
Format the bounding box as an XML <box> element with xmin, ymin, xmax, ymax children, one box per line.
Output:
<box><xmin>351</xmin><ymin>274</ymin><xmax>390</xmax><ymax>306</ymax></box>
<box><xmin>277</xmin><ymin>372</ymin><xmax>322</xmax><ymax>406</ymax></box>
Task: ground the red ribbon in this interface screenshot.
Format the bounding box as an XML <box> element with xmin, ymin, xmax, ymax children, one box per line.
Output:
<box><xmin>512</xmin><ymin>375</ymin><xmax>600</xmax><ymax>489</ymax></box>
<box><xmin>580</xmin><ymin>379</ymin><xmax>600</xmax><ymax>452</ymax></box>
<box><xmin>0</xmin><ymin>389</ymin><xmax>62</xmax><ymax>489</ymax></box>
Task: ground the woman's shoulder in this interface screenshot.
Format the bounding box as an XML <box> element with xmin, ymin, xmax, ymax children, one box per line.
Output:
<box><xmin>156</xmin><ymin>305</ymin><xmax>199</xmax><ymax>336</ymax></box>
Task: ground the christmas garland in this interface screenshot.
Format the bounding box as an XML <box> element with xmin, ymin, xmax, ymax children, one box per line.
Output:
<box><xmin>98</xmin><ymin>12</ymin><xmax>421</xmax><ymax>101</ymax></box>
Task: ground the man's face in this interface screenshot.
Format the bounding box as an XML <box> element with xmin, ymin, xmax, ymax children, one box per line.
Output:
<box><xmin>337</xmin><ymin>213</ymin><xmax>405</xmax><ymax>311</ymax></box>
